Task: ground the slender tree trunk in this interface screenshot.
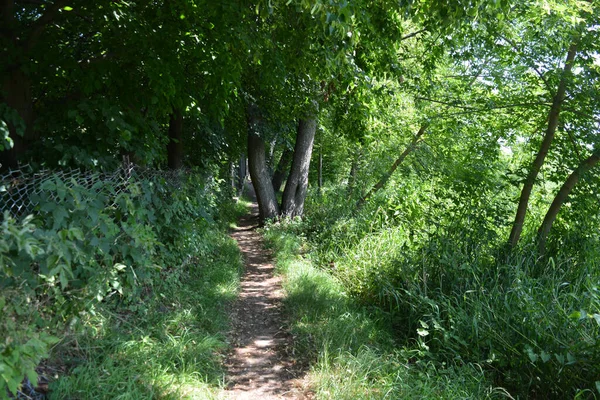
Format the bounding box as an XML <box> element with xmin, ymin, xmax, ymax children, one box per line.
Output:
<box><xmin>538</xmin><ymin>151</ymin><xmax>600</xmax><ymax>253</ymax></box>
<box><xmin>230</xmin><ymin>161</ymin><xmax>236</xmax><ymax>190</ymax></box>
<box><xmin>357</xmin><ymin>124</ymin><xmax>426</xmax><ymax>208</ymax></box>
<box><xmin>281</xmin><ymin>118</ymin><xmax>317</xmax><ymax>217</ymax></box>
<box><xmin>238</xmin><ymin>154</ymin><xmax>247</xmax><ymax>189</ymax></box>
<box><xmin>247</xmin><ymin>103</ymin><xmax>279</xmax><ymax>221</ymax></box>
<box><xmin>508</xmin><ymin>40</ymin><xmax>578</xmax><ymax>248</ymax></box>
<box><xmin>167</xmin><ymin>110</ymin><xmax>184</xmax><ymax>169</ymax></box>
<box><xmin>317</xmin><ymin>148</ymin><xmax>323</xmax><ymax>194</ymax></box>
<box><xmin>271</xmin><ymin>146</ymin><xmax>293</xmax><ymax>193</ymax></box>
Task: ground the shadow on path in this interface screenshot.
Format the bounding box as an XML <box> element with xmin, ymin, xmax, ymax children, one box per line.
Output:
<box><xmin>225</xmin><ymin>186</ymin><xmax>311</xmax><ymax>399</ymax></box>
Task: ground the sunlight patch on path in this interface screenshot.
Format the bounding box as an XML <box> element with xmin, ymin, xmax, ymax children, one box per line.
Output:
<box><xmin>224</xmin><ymin>201</ymin><xmax>311</xmax><ymax>400</ymax></box>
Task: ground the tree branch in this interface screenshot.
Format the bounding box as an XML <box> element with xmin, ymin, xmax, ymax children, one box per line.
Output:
<box><xmin>416</xmin><ymin>96</ymin><xmax>551</xmax><ymax>115</ymax></box>
<box><xmin>357</xmin><ymin>124</ymin><xmax>427</xmax><ymax>208</ymax></box>
<box><xmin>25</xmin><ymin>0</ymin><xmax>69</xmax><ymax>50</ymax></box>
<box><xmin>499</xmin><ymin>33</ymin><xmax>553</xmax><ymax>95</ymax></box>
<box><xmin>415</xmin><ymin>96</ymin><xmax>478</xmax><ymax>110</ymax></box>
<box><xmin>401</xmin><ymin>29</ymin><xmax>426</xmax><ymax>41</ymax></box>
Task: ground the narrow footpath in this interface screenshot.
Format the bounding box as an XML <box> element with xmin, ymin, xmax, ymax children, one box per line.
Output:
<box><xmin>225</xmin><ymin>195</ymin><xmax>310</xmax><ymax>399</ymax></box>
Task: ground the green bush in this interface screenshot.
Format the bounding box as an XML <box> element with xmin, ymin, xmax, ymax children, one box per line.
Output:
<box><xmin>293</xmin><ymin>182</ymin><xmax>600</xmax><ymax>398</ymax></box>
<box><xmin>0</xmin><ymin>169</ymin><xmax>232</xmax><ymax>397</ymax></box>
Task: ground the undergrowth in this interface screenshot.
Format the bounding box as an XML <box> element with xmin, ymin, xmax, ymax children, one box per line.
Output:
<box><xmin>48</xmin><ymin>227</ymin><xmax>243</xmax><ymax>399</ymax></box>
<box><xmin>265</xmin><ymin>180</ymin><xmax>600</xmax><ymax>399</ymax></box>
<box><xmin>263</xmin><ymin>226</ymin><xmax>497</xmax><ymax>399</ymax></box>
<box><xmin>1</xmin><ymin>169</ymin><xmax>248</xmax><ymax>399</ymax></box>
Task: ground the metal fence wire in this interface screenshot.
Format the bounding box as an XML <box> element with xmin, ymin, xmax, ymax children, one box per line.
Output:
<box><xmin>1</xmin><ymin>164</ymin><xmax>190</xmax><ymax>219</ymax></box>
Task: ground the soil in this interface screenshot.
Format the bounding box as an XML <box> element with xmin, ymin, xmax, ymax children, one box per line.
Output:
<box><xmin>224</xmin><ymin>195</ymin><xmax>311</xmax><ymax>400</ymax></box>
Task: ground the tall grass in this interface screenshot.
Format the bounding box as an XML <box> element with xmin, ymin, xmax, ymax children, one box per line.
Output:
<box><xmin>270</xmin><ymin>181</ymin><xmax>600</xmax><ymax>398</ymax></box>
<box><xmin>263</xmin><ymin>227</ymin><xmax>497</xmax><ymax>399</ymax></box>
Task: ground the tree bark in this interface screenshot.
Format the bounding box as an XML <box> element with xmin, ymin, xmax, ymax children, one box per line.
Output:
<box><xmin>357</xmin><ymin>124</ymin><xmax>427</xmax><ymax>208</ymax></box>
<box><xmin>238</xmin><ymin>154</ymin><xmax>247</xmax><ymax>189</ymax></box>
<box><xmin>508</xmin><ymin>40</ymin><xmax>578</xmax><ymax>248</ymax></box>
<box><xmin>537</xmin><ymin>151</ymin><xmax>600</xmax><ymax>253</ymax></box>
<box><xmin>281</xmin><ymin>118</ymin><xmax>317</xmax><ymax>218</ymax></box>
<box><xmin>0</xmin><ymin>0</ymin><xmax>68</xmax><ymax>171</ymax></box>
<box><xmin>167</xmin><ymin>110</ymin><xmax>184</xmax><ymax>169</ymax></box>
<box><xmin>271</xmin><ymin>146</ymin><xmax>293</xmax><ymax>193</ymax></box>
<box><xmin>317</xmin><ymin>147</ymin><xmax>323</xmax><ymax>194</ymax></box>
<box><xmin>247</xmin><ymin>103</ymin><xmax>279</xmax><ymax>221</ymax></box>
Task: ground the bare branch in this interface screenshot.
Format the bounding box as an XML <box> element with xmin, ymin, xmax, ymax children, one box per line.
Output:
<box><xmin>417</xmin><ymin>96</ymin><xmax>551</xmax><ymax>118</ymax></box>
<box><xmin>400</xmin><ymin>29</ymin><xmax>426</xmax><ymax>41</ymax></box>
<box><xmin>357</xmin><ymin>124</ymin><xmax>427</xmax><ymax>208</ymax></box>
<box><xmin>415</xmin><ymin>96</ymin><xmax>478</xmax><ymax>110</ymax></box>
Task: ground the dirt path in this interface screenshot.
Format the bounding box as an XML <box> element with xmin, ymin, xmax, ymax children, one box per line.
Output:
<box><xmin>225</xmin><ymin>198</ymin><xmax>310</xmax><ymax>399</ymax></box>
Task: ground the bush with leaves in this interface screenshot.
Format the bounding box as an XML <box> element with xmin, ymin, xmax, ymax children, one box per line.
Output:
<box><xmin>0</xmin><ymin>169</ymin><xmax>228</xmax><ymax>397</ymax></box>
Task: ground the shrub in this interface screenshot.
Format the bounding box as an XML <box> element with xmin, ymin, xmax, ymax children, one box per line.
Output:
<box><xmin>0</xmin><ymin>168</ymin><xmax>230</xmax><ymax>397</ymax></box>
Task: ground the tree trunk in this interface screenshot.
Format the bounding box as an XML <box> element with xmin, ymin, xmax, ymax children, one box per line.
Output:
<box><xmin>0</xmin><ymin>0</ymin><xmax>66</xmax><ymax>171</ymax></box>
<box><xmin>167</xmin><ymin>110</ymin><xmax>184</xmax><ymax>169</ymax></box>
<box><xmin>317</xmin><ymin>148</ymin><xmax>323</xmax><ymax>194</ymax></box>
<box><xmin>230</xmin><ymin>161</ymin><xmax>236</xmax><ymax>190</ymax></box>
<box><xmin>271</xmin><ymin>146</ymin><xmax>293</xmax><ymax>193</ymax></box>
<box><xmin>247</xmin><ymin>104</ymin><xmax>279</xmax><ymax>221</ymax></box>
<box><xmin>237</xmin><ymin>154</ymin><xmax>247</xmax><ymax>196</ymax></box>
<box><xmin>1</xmin><ymin>69</ymin><xmax>34</xmax><ymax>171</ymax></box>
<box><xmin>357</xmin><ymin>124</ymin><xmax>426</xmax><ymax>208</ymax></box>
<box><xmin>281</xmin><ymin>118</ymin><xmax>317</xmax><ymax>218</ymax></box>
<box><xmin>508</xmin><ymin>40</ymin><xmax>578</xmax><ymax>248</ymax></box>
<box><xmin>267</xmin><ymin>132</ymin><xmax>279</xmax><ymax>170</ymax></box>
<box><xmin>538</xmin><ymin>151</ymin><xmax>600</xmax><ymax>253</ymax></box>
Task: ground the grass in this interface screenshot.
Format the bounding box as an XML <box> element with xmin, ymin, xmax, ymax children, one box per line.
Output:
<box><xmin>263</xmin><ymin>226</ymin><xmax>498</xmax><ymax>399</ymax></box>
<box><xmin>46</xmin><ymin>200</ymin><xmax>249</xmax><ymax>399</ymax></box>
<box><xmin>268</xmin><ymin>182</ymin><xmax>600</xmax><ymax>399</ymax></box>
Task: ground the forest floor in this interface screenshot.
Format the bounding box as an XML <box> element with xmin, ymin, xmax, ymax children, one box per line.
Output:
<box><xmin>224</xmin><ymin>191</ymin><xmax>312</xmax><ymax>399</ymax></box>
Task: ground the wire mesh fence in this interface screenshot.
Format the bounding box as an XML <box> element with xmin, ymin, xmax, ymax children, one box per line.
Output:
<box><xmin>0</xmin><ymin>163</ymin><xmax>194</xmax><ymax>219</ymax></box>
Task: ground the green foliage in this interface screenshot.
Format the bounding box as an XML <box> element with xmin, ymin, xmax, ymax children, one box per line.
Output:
<box><xmin>49</xmin><ymin>226</ymin><xmax>242</xmax><ymax>399</ymax></box>
<box><xmin>0</xmin><ymin>104</ymin><xmax>25</xmax><ymax>151</ymax></box>
<box><xmin>263</xmin><ymin>226</ymin><xmax>495</xmax><ymax>399</ymax></box>
<box><xmin>290</xmin><ymin>180</ymin><xmax>600</xmax><ymax>398</ymax></box>
<box><xmin>0</xmin><ymin>170</ymin><xmax>237</xmax><ymax>397</ymax></box>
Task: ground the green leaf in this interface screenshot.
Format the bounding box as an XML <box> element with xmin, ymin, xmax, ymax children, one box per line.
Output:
<box><xmin>595</xmin><ymin>381</ymin><xmax>600</xmax><ymax>394</ymax></box>
<box><xmin>68</xmin><ymin>227</ymin><xmax>84</xmax><ymax>241</ymax></box>
<box><xmin>114</xmin><ymin>263</ymin><xmax>127</xmax><ymax>271</ymax></box>
<box><xmin>40</xmin><ymin>180</ymin><xmax>56</xmax><ymax>191</ymax></box>
<box><xmin>526</xmin><ymin>347</ymin><xmax>538</xmax><ymax>363</ymax></box>
<box><xmin>59</xmin><ymin>270</ymin><xmax>68</xmax><ymax>289</ymax></box>
<box><xmin>6</xmin><ymin>377</ymin><xmax>18</xmax><ymax>395</ymax></box>
<box><xmin>540</xmin><ymin>351</ymin><xmax>551</xmax><ymax>363</ymax></box>
<box><xmin>417</xmin><ymin>328</ymin><xmax>429</xmax><ymax>336</ymax></box>
<box><xmin>52</xmin><ymin>207</ymin><xmax>69</xmax><ymax>229</ymax></box>
<box><xmin>63</xmin><ymin>6</ymin><xmax>73</xmax><ymax>11</ymax></box>
<box><xmin>25</xmin><ymin>369</ymin><xmax>38</xmax><ymax>387</ymax></box>
<box><xmin>40</xmin><ymin>333</ymin><xmax>60</xmax><ymax>346</ymax></box>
